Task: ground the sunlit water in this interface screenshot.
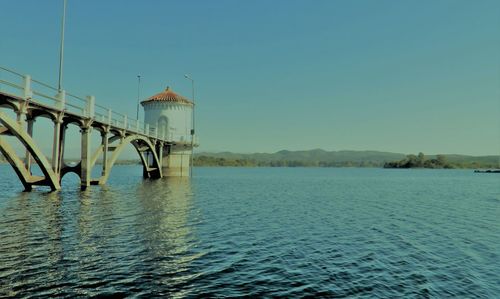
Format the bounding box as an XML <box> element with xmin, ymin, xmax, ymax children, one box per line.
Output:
<box><xmin>0</xmin><ymin>165</ymin><xmax>498</xmax><ymax>297</ymax></box>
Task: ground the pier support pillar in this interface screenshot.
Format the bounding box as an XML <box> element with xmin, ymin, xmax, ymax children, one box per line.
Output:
<box><xmin>52</xmin><ymin>118</ymin><xmax>62</xmax><ymax>175</ymax></box>
<box><xmin>24</xmin><ymin>118</ymin><xmax>35</xmax><ymax>173</ymax></box>
<box><xmin>143</xmin><ymin>151</ymin><xmax>150</xmax><ymax>178</ymax></box>
<box><xmin>157</xmin><ymin>141</ymin><xmax>163</xmax><ymax>167</ymax></box>
<box><xmin>80</xmin><ymin>126</ymin><xmax>91</xmax><ymax>190</ymax></box>
<box><xmin>58</xmin><ymin>124</ymin><xmax>67</xmax><ymax>175</ymax></box>
<box><xmin>100</xmin><ymin>130</ymin><xmax>109</xmax><ymax>178</ymax></box>
<box><xmin>16</xmin><ymin>104</ymin><xmax>27</xmax><ymax>127</ymax></box>
<box><xmin>161</xmin><ymin>145</ymin><xmax>191</xmax><ymax>177</ymax></box>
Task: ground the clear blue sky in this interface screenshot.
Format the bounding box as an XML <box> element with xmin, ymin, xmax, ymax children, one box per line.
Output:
<box><xmin>2</xmin><ymin>0</ymin><xmax>499</xmax><ymax>155</ymax></box>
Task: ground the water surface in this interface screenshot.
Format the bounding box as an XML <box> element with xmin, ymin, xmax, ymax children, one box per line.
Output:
<box><xmin>0</xmin><ymin>165</ymin><xmax>498</xmax><ymax>297</ymax></box>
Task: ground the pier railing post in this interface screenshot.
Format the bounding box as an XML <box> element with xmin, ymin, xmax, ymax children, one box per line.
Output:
<box><xmin>23</xmin><ymin>75</ymin><xmax>32</xmax><ymax>100</ymax></box>
<box><xmin>123</xmin><ymin>115</ymin><xmax>127</xmax><ymax>130</ymax></box>
<box><xmin>56</xmin><ymin>90</ymin><xmax>66</xmax><ymax>110</ymax></box>
<box><xmin>86</xmin><ymin>95</ymin><xmax>95</xmax><ymax>119</ymax></box>
<box><xmin>108</xmin><ymin>109</ymin><xmax>112</xmax><ymax>126</ymax></box>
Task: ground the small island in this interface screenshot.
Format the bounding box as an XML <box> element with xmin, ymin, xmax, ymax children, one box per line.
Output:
<box><xmin>383</xmin><ymin>152</ymin><xmax>452</xmax><ymax>169</ymax></box>
<box><xmin>383</xmin><ymin>152</ymin><xmax>499</xmax><ymax>170</ymax></box>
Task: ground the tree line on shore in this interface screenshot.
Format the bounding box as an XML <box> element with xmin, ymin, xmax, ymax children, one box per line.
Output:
<box><xmin>194</xmin><ymin>152</ymin><xmax>498</xmax><ymax>169</ymax></box>
<box><xmin>2</xmin><ymin>151</ymin><xmax>498</xmax><ymax>169</ymax></box>
<box><xmin>193</xmin><ymin>155</ymin><xmax>383</xmax><ymax>167</ymax></box>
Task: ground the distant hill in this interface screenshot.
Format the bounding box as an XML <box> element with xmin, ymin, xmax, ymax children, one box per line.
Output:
<box><xmin>194</xmin><ymin>150</ymin><xmax>499</xmax><ymax>168</ymax></box>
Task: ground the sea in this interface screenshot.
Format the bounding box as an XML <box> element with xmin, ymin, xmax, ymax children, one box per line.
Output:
<box><xmin>0</xmin><ymin>165</ymin><xmax>498</xmax><ymax>298</ymax></box>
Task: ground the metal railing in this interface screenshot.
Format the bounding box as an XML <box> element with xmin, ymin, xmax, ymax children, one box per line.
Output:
<box><xmin>0</xmin><ymin>65</ymin><xmax>179</xmax><ymax>141</ymax></box>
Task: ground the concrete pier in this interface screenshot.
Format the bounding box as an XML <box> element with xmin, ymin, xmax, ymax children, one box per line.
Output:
<box><xmin>0</xmin><ymin>66</ymin><xmax>197</xmax><ymax>191</ymax></box>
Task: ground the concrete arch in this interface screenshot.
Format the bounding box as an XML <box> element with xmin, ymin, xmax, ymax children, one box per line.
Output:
<box><xmin>90</xmin><ymin>122</ymin><xmax>108</xmax><ymax>134</ymax></box>
<box><xmin>0</xmin><ymin>101</ymin><xmax>19</xmax><ymax>113</ymax></box>
<box><xmin>98</xmin><ymin>134</ymin><xmax>162</xmax><ymax>185</ymax></box>
<box><xmin>0</xmin><ymin>110</ymin><xmax>61</xmax><ymax>191</ymax></box>
<box><xmin>60</xmin><ymin>162</ymin><xmax>81</xmax><ymax>179</ymax></box>
<box><xmin>62</xmin><ymin>115</ymin><xmax>85</xmax><ymax>127</ymax></box>
<box><xmin>28</xmin><ymin>107</ymin><xmax>60</xmax><ymax>122</ymax></box>
<box><xmin>109</xmin><ymin>127</ymin><xmax>125</xmax><ymax>138</ymax></box>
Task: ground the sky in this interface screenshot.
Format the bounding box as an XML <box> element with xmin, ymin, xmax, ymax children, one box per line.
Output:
<box><xmin>1</xmin><ymin>0</ymin><xmax>499</xmax><ymax>155</ymax></box>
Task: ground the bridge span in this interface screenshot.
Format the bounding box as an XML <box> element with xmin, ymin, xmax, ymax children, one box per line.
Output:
<box><xmin>0</xmin><ymin>66</ymin><xmax>196</xmax><ymax>191</ymax></box>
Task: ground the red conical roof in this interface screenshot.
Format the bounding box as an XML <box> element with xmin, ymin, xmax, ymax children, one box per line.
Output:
<box><xmin>141</xmin><ymin>86</ymin><xmax>193</xmax><ymax>105</ymax></box>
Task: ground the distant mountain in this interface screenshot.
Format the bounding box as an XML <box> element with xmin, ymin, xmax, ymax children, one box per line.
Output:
<box><xmin>194</xmin><ymin>150</ymin><xmax>499</xmax><ymax>168</ymax></box>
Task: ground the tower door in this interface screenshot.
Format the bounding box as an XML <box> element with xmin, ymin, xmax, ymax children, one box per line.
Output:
<box><xmin>158</xmin><ymin>116</ymin><xmax>169</xmax><ymax>140</ymax></box>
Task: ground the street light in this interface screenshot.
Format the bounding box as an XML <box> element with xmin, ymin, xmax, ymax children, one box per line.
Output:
<box><xmin>184</xmin><ymin>74</ymin><xmax>195</xmax><ymax>177</ymax></box>
<box><xmin>136</xmin><ymin>75</ymin><xmax>141</xmax><ymax>120</ymax></box>
<box><xmin>184</xmin><ymin>74</ymin><xmax>195</xmax><ymax>135</ymax></box>
<box><xmin>58</xmin><ymin>0</ymin><xmax>67</xmax><ymax>91</ymax></box>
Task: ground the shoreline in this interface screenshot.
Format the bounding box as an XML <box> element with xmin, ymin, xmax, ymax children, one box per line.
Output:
<box><xmin>0</xmin><ymin>160</ymin><xmax>497</xmax><ymax>170</ymax></box>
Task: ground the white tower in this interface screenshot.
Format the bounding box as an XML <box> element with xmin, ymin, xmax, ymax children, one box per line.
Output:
<box><xmin>141</xmin><ymin>86</ymin><xmax>195</xmax><ymax>177</ymax></box>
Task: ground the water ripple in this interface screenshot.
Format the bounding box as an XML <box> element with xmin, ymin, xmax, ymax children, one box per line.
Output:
<box><xmin>0</xmin><ymin>166</ymin><xmax>499</xmax><ymax>297</ymax></box>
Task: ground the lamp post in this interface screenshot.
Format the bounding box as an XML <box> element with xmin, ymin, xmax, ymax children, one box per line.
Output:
<box><xmin>184</xmin><ymin>74</ymin><xmax>195</xmax><ymax>177</ymax></box>
<box><xmin>58</xmin><ymin>0</ymin><xmax>67</xmax><ymax>91</ymax></box>
<box><xmin>136</xmin><ymin>75</ymin><xmax>141</xmax><ymax>120</ymax></box>
<box><xmin>184</xmin><ymin>74</ymin><xmax>195</xmax><ymax>134</ymax></box>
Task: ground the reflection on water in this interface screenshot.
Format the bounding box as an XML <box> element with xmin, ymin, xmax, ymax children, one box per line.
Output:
<box><xmin>0</xmin><ymin>165</ymin><xmax>499</xmax><ymax>297</ymax></box>
<box><xmin>0</xmin><ymin>169</ymin><xmax>198</xmax><ymax>297</ymax></box>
